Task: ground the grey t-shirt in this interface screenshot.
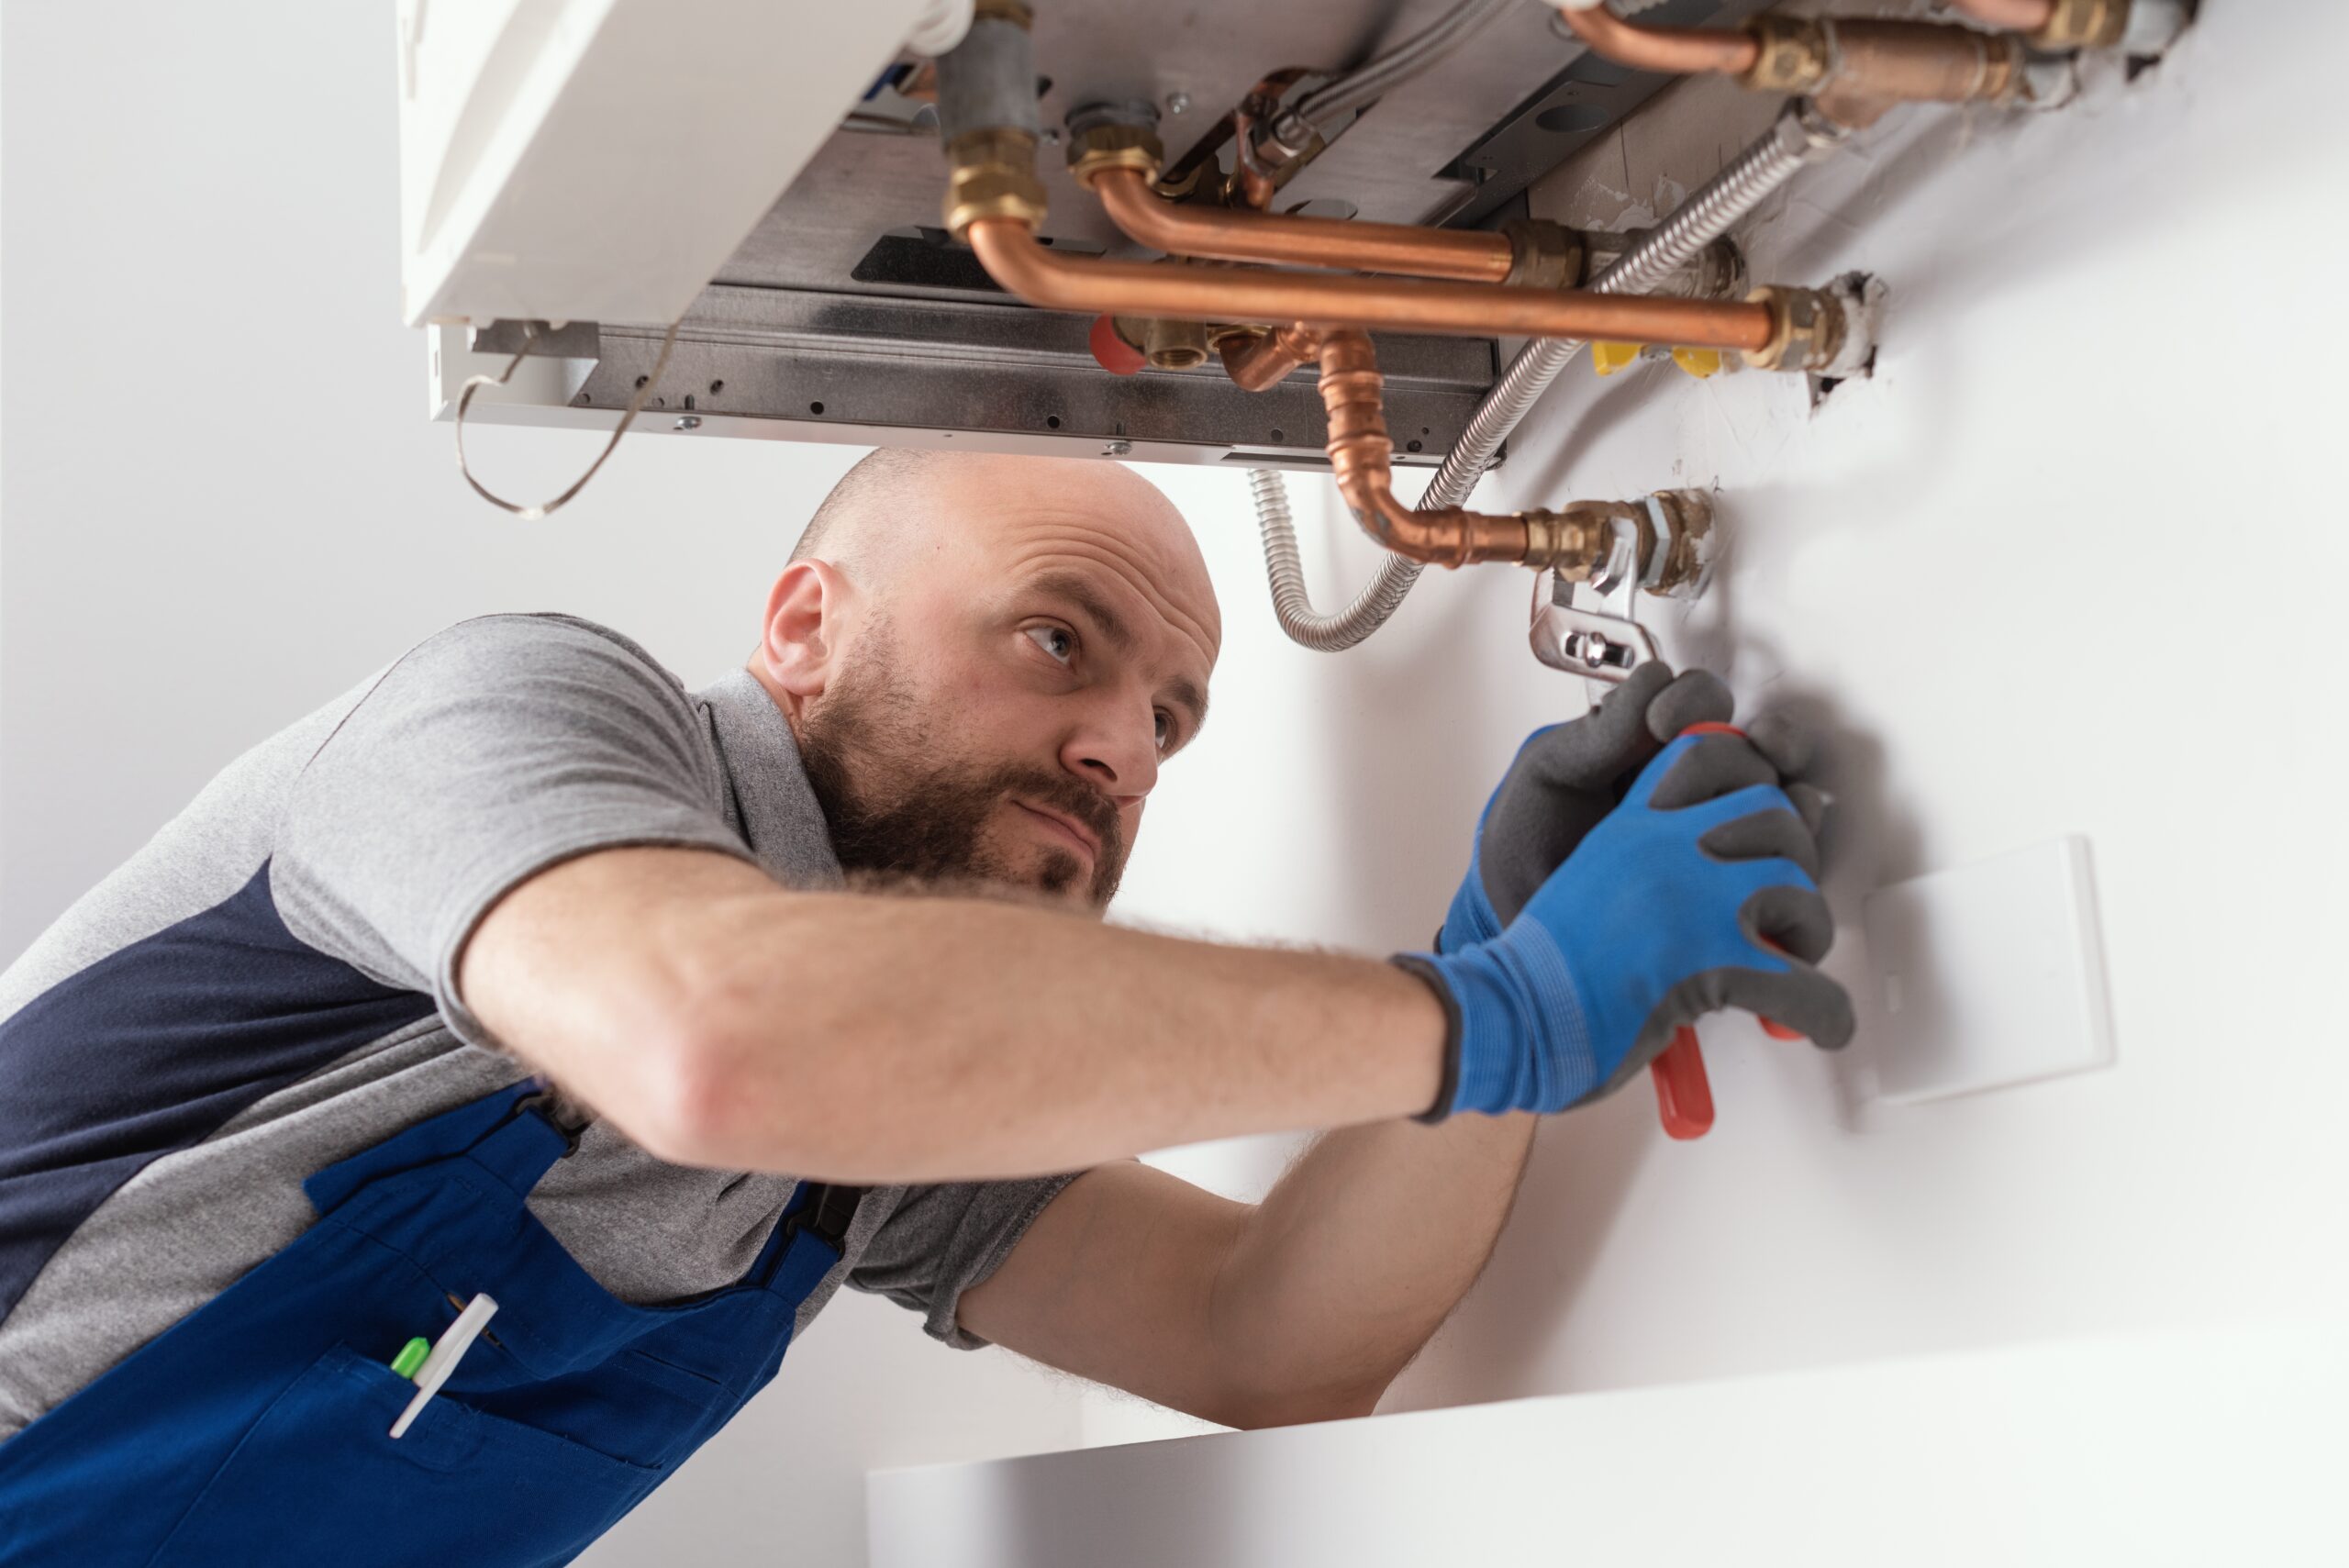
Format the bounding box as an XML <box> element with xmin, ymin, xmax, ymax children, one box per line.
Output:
<box><xmin>0</xmin><ymin>614</ymin><xmax>1084</xmax><ymax>1440</ymax></box>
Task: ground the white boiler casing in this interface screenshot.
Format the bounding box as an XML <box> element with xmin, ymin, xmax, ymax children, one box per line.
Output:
<box><xmin>396</xmin><ymin>0</ymin><xmax>933</xmax><ymax>328</ymax></box>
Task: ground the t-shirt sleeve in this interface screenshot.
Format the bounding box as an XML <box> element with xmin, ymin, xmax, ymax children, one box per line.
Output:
<box><xmin>269</xmin><ymin>614</ymin><xmax>756</xmax><ymax>1048</ymax></box>
<box><xmin>848</xmin><ymin>1171</ymin><xmax>1087</xmax><ymax>1350</ymax></box>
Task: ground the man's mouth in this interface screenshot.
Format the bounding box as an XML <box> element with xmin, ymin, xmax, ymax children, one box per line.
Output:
<box><xmin>1010</xmin><ymin>799</ymin><xmax>1100</xmax><ymax>862</ymax></box>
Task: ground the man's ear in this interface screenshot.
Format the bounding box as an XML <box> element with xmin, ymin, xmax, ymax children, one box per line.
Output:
<box><xmin>758</xmin><ymin>560</ymin><xmax>852</xmax><ymax>704</ymax></box>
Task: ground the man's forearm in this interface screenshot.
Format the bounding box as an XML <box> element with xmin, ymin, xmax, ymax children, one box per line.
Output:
<box><xmin>1208</xmin><ymin>1110</ymin><xmax>1540</xmax><ymax>1422</ymax></box>
<box><xmin>483</xmin><ymin>850</ymin><xmax>1453</xmax><ymax>1181</ymax></box>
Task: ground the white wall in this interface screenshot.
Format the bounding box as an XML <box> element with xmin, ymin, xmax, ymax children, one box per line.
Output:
<box><xmin>0</xmin><ymin>6</ymin><xmax>1096</xmax><ymax>1564</ymax></box>
<box><xmin>10</xmin><ymin>0</ymin><xmax>2347</xmax><ymax>1558</ymax></box>
<box><xmin>1093</xmin><ymin>0</ymin><xmax>2349</xmax><ymax>1445</ymax></box>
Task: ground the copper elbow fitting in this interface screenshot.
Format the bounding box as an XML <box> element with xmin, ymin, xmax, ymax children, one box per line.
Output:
<box><xmin>1089</xmin><ymin>166</ymin><xmax>1519</xmax><ymax>285</ymax></box>
<box><xmin>1221</xmin><ymin>322</ymin><xmax>1321</xmax><ymax>392</ymax></box>
<box><xmin>1317</xmin><ymin>330</ymin><xmax>1628</xmax><ymax>573</ymax></box>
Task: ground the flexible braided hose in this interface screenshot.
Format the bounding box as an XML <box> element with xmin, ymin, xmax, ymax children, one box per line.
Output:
<box><xmin>1249</xmin><ymin>102</ymin><xmax>1847</xmax><ymax>651</ymax></box>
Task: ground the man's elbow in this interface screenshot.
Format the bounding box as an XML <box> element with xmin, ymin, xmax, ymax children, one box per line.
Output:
<box><xmin>1219</xmin><ymin>1373</ymin><xmax>1395</xmax><ymax>1431</ymax></box>
<box><xmin>620</xmin><ymin>1003</ymin><xmax>829</xmax><ymax>1171</ymax></box>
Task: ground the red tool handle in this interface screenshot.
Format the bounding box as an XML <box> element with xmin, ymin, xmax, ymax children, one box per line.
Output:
<box><xmin>1651</xmin><ymin>1027</ymin><xmax>1715</xmax><ymax>1140</ymax></box>
<box><xmin>1644</xmin><ymin>721</ymin><xmax>1807</xmax><ymax>1140</ymax></box>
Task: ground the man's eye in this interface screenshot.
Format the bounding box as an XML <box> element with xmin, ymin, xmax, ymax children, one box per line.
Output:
<box><xmin>1025</xmin><ymin>625</ymin><xmax>1076</xmax><ymax>663</ymax></box>
<box><xmin>1154</xmin><ymin>710</ymin><xmax>1174</xmax><ymax>751</ymax></box>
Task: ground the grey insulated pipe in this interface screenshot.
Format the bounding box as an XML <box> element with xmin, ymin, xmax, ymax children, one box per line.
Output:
<box><xmin>1285</xmin><ymin>0</ymin><xmax>1522</xmax><ymax>136</ymax></box>
<box><xmin>1248</xmin><ymin>100</ymin><xmax>1850</xmax><ymax>652</ymax></box>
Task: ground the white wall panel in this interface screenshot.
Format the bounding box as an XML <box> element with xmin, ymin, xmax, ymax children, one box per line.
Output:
<box><xmin>874</xmin><ymin>1318</ymin><xmax>2346</xmax><ymax>1567</ymax></box>
<box><xmin>1093</xmin><ymin>0</ymin><xmax>2349</xmax><ymax>1463</ymax></box>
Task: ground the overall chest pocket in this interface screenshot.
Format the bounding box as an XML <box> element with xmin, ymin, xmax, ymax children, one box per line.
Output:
<box><xmin>148</xmin><ymin>1344</ymin><xmax>668</xmax><ymax>1568</ymax></box>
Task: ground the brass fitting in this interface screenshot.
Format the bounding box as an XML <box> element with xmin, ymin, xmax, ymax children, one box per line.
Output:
<box><xmin>2029</xmin><ymin>0</ymin><xmax>2130</xmax><ymax>50</ymax></box>
<box><xmin>1643</xmin><ymin>491</ymin><xmax>1716</xmax><ymax>595</ymax></box>
<box><xmin>943</xmin><ymin>128</ymin><xmax>1047</xmax><ymax>242</ymax></box>
<box><xmin>1742</xmin><ymin>15</ymin><xmax>1832</xmax><ymax>95</ymax></box>
<box><xmin>1205</xmin><ymin>322</ymin><xmax>1264</xmax><ymax>351</ymax></box>
<box><xmin>1500</xmin><ymin>219</ymin><xmax>1587</xmax><ymax>291</ymax></box>
<box><xmin>1067</xmin><ymin>123</ymin><xmax>1165</xmax><ymax>191</ymax></box>
<box><xmin>1141</xmin><ymin>317</ymin><xmax>1212</xmax><ymax>370</ymax></box>
<box><xmin>972</xmin><ymin>0</ymin><xmax>1032</xmax><ymax>25</ymax></box>
<box><xmin>1520</xmin><ymin>506</ymin><xmax>1632</xmax><ymax>580</ymax></box>
<box><xmin>1742</xmin><ymin>284</ymin><xmax>1847</xmax><ymax>373</ymax></box>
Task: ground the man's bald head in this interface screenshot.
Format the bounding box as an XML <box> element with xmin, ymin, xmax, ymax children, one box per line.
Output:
<box><xmin>758</xmin><ymin>447</ymin><xmax>1220</xmax><ymax>913</ymax></box>
<box><xmin>787</xmin><ymin>450</ymin><xmax>1215</xmax><ymax>635</ymax></box>
<box><xmin>788</xmin><ymin>448</ymin><xmax>946</xmax><ymax>578</ymax></box>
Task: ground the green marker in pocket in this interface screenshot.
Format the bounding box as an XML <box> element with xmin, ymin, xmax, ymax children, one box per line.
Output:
<box><xmin>389</xmin><ymin>1337</ymin><xmax>430</xmax><ymax>1380</ymax></box>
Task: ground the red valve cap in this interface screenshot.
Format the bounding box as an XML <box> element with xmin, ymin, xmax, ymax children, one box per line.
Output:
<box><xmin>1089</xmin><ymin>314</ymin><xmax>1146</xmax><ymax>376</ymax></box>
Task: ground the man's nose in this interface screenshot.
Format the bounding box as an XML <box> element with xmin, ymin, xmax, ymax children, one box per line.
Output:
<box><xmin>1061</xmin><ymin>708</ymin><xmax>1158</xmax><ymax>802</ymax></box>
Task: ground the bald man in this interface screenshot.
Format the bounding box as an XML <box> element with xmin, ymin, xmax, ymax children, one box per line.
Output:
<box><xmin>0</xmin><ymin>450</ymin><xmax>1846</xmax><ymax>1564</ymax></box>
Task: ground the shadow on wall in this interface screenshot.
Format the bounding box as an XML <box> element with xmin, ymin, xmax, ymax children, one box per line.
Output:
<box><xmin>1358</xmin><ymin>495</ymin><xmax>1925</xmax><ymax>1415</ymax></box>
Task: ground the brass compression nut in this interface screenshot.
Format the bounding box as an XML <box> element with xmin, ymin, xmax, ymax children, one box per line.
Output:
<box><xmin>1742</xmin><ymin>15</ymin><xmax>1832</xmax><ymax>95</ymax></box>
<box><xmin>2029</xmin><ymin>0</ymin><xmax>2130</xmax><ymax>50</ymax></box>
<box><xmin>1500</xmin><ymin>219</ymin><xmax>1586</xmax><ymax>291</ymax></box>
<box><xmin>1742</xmin><ymin>284</ymin><xmax>1847</xmax><ymax>373</ymax></box>
<box><xmin>1518</xmin><ymin>506</ymin><xmax>1619</xmax><ymax>577</ymax></box>
<box><xmin>1644</xmin><ymin>490</ymin><xmax>1717</xmax><ymax>596</ymax></box>
<box><xmin>943</xmin><ymin>129</ymin><xmax>1047</xmax><ymax>240</ymax></box>
<box><xmin>1067</xmin><ymin>123</ymin><xmax>1164</xmax><ymax>190</ymax></box>
<box><xmin>1141</xmin><ymin>317</ymin><xmax>1211</xmax><ymax>370</ymax></box>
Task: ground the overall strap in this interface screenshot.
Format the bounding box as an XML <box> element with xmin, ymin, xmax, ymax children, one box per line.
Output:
<box><xmin>302</xmin><ymin>1081</ymin><xmax>565</xmax><ymax>1213</ymax></box>
<box><xmin>749</xmin><ymin>1182</ymin><xmax>863</xmax><ymax>1307</ymax></box>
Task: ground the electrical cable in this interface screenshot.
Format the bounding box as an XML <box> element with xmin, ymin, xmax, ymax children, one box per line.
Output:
<box><xmin>1288</xmin><ymin>0</ymin><xmax>1522</xmax><ymax>131</ymax></box>
<box><xmin>453</xmin><ymin>318</ymin><xmax>684</xmax><ymax>521</ymax></box>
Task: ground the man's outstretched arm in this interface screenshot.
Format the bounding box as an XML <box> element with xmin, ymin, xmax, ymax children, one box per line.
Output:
<box><xmin>460</xmin><ymin>844</ymin><xmax>1450</xmax><ymax>1181</ymax></box>
<box><xmin>956</xmin><ymin>1112</ymin><xmax>1537</xmax><ymax>1430</ymax></box>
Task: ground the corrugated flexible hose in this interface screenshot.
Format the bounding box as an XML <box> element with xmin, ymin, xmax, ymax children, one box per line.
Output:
<box><xmin>1250</xmin><ymin>102</ymin><xmax>1848</xmax><ymax>651</ymax></box>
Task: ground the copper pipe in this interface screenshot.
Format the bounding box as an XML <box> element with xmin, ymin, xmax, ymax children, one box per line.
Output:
<box><xmin>1221</xmin><ymin>322</ymin><xmax>1322</xmax><ymax>392</ymax></box>
<box><xmin>1947</xmin><ymin>0</ymin><xmax>2054</xmax><ymax>29</ymax></box>
<box><xmin>1319</xmin><ymin>328</ymin><xmax>1631</xmax><ymax>571</ymax></box>
<box><xmin>1095</xmin><ymin>168</ymin><xmax>1514</xmax><ymax>284</ymax></box>
<box><xmin>1818</xmin><ymin>20</ymin><xmax>2021</xmax><ymax>107</ymax></box>
<box><xmin>1560</xmin><ymin>2</ymin><xmax>2023</xmax><ymax>119</ymax></box>
<box><xmin>964</xmin><ymin>218</ymin><xmax>1776</xmax><ymax>350</ymax></box>
<box><xmin>1556</xmin><ymin>3</ymin><xmax>1760</xmax><ymax>76</ymax></box>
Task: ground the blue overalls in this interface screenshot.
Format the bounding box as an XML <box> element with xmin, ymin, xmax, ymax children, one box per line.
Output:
<box><xmin>0</xmin><ymin>1083</ymin><xmax>852</xmax><ymax>1566</ymax></box>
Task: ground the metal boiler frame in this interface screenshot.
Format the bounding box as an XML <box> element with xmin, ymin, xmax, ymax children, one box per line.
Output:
<box><xmin>437</xmin><ymin>0</ymin><xmax>1766</xmax><ymax>470</ymax></box>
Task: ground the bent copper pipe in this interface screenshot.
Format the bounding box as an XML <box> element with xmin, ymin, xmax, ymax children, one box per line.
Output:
<box><xmin>1319</xmin><ymin>328</ymin><xmax>1631</xmax><ymax>571</ymax></box>
<box><xmin>1094</xmin><ymin>168</ymin><xmax>1514</xmax><ymax>284</ymax></box>
<box><xmin>964</xmin><ymin>218</ymin><xmax>1775</xmax><ymax>350</ymax></box>
<box><xmin>1221</xmin><ymin>323</ymin><xmax>1321</xmax><ymax>392</ymax></box>
<box><xmin>1554</xmin><ymin>2</ymin><xmax>1760</xmax><ymax>75</ymax></box>
<box><xmin>1559</xmin><ymin>1</ymin><xmax>2021</xmax><ymax>116</ymax></box>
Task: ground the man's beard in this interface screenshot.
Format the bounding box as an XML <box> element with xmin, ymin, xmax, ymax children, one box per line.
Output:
<box><xmin>796</xmin><ymin>634</ymin><xmax>1127</xmax><ymax>909</ymax></box>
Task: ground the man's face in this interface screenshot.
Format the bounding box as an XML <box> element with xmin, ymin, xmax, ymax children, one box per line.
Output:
<box><xmin>792</xmin><ymin>462</ymin><xmax>1219</xmax><ymax>914</ymax></box>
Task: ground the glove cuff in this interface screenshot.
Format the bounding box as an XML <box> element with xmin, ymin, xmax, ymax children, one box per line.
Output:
<box><xmin>1388</xmin><ymin>954</ymin><xmax>1462</xmax><ymax>1124</ymax></box>
<box><xmin>1440</xmin><ymin>887</ymin><xmax>1501</xmax><ymax>957</ymax></box>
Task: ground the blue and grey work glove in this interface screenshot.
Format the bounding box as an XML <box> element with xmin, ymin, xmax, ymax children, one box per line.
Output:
<box><xmin>1441</xmin><ymin>662</ymin><xmax>1750</xmax><ymax>953</ymax></box>
<box><xmin>1401</xmin><ymin>710</ymin><xmax>1854</xmax><ymax>1121</ymax></box>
